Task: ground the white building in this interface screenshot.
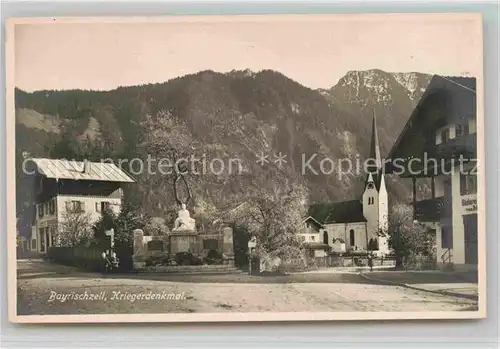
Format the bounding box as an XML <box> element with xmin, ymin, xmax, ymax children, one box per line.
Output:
<box><xmin>307</xmin><ymin>114</ymin><xmax>390</xmax><ymax>255</ymax></box>
<box><xmin>25</xmin><ymin>158</ymin><xmax>135</xmax><ymax>254</ymax></box>
<box><xmin>299</xmin><ymin>216</ymin><xmax>329</xmax><ymax>257</ymax></box>
<box><xmin>387</xmin><ymin>75</ymin><xmax>478</xmax><ymax>270</ymax></box>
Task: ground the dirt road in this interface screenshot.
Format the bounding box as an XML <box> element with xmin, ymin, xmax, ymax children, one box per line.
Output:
<box><xmin>16</xmin><ymin>260</ymin><xmax>477</xmax><ymax>315</ymax></box>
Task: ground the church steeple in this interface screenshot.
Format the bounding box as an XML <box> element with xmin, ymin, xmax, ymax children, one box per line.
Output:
<box><xmin>367</xmin><ymin>110</ymin><xmax>382</xmax><ymax>173</ymax></box>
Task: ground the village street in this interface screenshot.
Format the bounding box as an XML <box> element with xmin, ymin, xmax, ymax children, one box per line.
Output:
<box><xmin>16</xmin><ymin>259</ymin><xmax>477</xmax><ymax>315</ymax></box>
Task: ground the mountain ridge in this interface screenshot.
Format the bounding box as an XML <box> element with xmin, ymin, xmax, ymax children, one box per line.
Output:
<box><xmin>15</xmin><ymin>68</ymin><xmax>434</xmax><ymax>235</ymax></box>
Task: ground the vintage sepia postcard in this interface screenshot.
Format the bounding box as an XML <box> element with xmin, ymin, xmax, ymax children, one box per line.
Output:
<box><xmin>6</xmin><ymin>13</ymin><xmax>485</xmax><ymax>323</ymax></box>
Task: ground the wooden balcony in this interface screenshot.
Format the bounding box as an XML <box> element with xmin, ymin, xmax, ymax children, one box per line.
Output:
<box><xmin>432</xmin><ymin>133</ymin><xmax>477</xmax><ymax>161</ymax></box>
<box><xmin>414</xmin><ymin>196</ymin><xmax>451</xmax><ymax>222</ymax></box>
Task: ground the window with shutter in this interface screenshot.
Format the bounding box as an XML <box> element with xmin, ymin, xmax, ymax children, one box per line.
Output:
<box><xmin>101</xmin><ymin>202</ymin><xmax>111</xmax><ymax>212</ymax></box>
<box><xmin>31</xmin><ymin>206</ymin><xmax>37</xmax><ymax>225</ymax></box>
<box><xmin>441</xmin><ymin>128</ymin><xmax>450</xmax><ymax>144</ymax></box>
<box><xmin>460</xmin><ymin>174</ymin><xmax>466</xmax><ymax>195</ymax></box>
<box><xmin>460</xmin><ymin>173</ymin><xmax>477</xmax><ymax>195</ymax></box>
<box><xmin>49</xmin><ymin>199</ymin><xmax>56</xmax><ymax>214</ymax></box>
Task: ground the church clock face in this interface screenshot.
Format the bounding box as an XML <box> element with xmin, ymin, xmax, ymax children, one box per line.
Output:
<box><xmin>367</xmin><ymin>183</ymin><xmax>374</xmax><ymax>189</ymax></box>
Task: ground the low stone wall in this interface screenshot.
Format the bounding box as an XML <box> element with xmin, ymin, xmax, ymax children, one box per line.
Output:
<box><xmin>132</xmin><ymin>226</ymin><xmax>235</xmax><ymax>270</ymax></box>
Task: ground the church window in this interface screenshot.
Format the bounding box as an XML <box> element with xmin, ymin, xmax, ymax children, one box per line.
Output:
<box><xmin>367</xmin><ymin>183</ymin><xmax>374</xmax><ymax>189</ymax></box>
<box><xmin>349</xmin><ymin>229</ymin><xmax>355</xmax><ymax>246</ymax></box>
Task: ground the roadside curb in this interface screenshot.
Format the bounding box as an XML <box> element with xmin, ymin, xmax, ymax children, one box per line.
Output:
<box><xmin>358</xmin><ymin>272</ymin><xmax>478</xmax><ymax>301</ymax></box>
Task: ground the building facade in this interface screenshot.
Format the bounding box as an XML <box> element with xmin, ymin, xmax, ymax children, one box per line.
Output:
<box><xmin>25</xmin><ymin>158</ymin><xmax>135</xmax><ymax>254</ymax></box>
<box><xmin>299</xmin><ymin>216</ymin><xmax>330</xmax><ymax>257</ymax></box>
<box><xmin>387</xmin><ymin>75</ymin><xmax>478</xmax><ymax>269</ymax></box>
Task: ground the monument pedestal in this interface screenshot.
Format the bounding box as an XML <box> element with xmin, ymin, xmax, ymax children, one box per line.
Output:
<box><xmin>222</xmin><ymin>226</ymin><xmax>235</xmax><ymax>267</ymax></box>
<box><xmin>168</xmin><ymin>230</ymin><xmax>200</xmax><ymax>256</ymax></box>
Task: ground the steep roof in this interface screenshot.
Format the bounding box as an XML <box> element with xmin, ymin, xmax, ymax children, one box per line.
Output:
<box><xmin>29</xmin><ymin>158</ymin><xmax>135</xmax><ymax>183</ymax></box>
<box><xmin>302</xmin><ymin>216</ymin><xmax>325</xmax><ymax>229</ymax></box>
<box><xmin>364</xmin><ymin>172</ymin><xmax>383</xmax><ymax>192</ymax></box>
<box><xmin>309</xmin><ymin>200</ymin><xmax>366</xmax><ymax>224</ymax></box>
<box><xmin>368</xmin><ymin>110</ymin><xmax>382</xmax><ymax>172</ymax></box>
<box><xmin>387</xmin><ymin>74</ymin><xmax>477</xmax><ymax>161</ymax></box>
<box><xmin>438</xmin><ymin>76</ymin><xmax>476</xmax><ymax>92</ymax></box>
<box><xmin>363</xmin><ymin>111</ymin><xmax>384</xmax><ymax>192</ymax></box>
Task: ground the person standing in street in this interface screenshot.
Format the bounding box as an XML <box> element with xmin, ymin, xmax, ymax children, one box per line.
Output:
<box><xmin>367</xmin><ymin>252</ymin><xmax>374</xmax><ymax>272</ymax></box>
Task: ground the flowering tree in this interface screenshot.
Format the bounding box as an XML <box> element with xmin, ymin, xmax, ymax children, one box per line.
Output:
<box><xmin>377</xmin><ymin>204</ymin><xmax>434</xmax><ymax>269</ymax></box>
<box><xmin>235</xmin><ymin>173</ymin><xmax>308</xmax><ymax>263</ymax></box>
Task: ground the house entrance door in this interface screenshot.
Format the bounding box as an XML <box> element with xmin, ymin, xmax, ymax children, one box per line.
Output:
<box><xmin>463</xmin><ymin>214</ymin><xmax>478</xmax><ymax>265</ymax></box>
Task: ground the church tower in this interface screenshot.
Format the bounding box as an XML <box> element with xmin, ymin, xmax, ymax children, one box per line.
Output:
<box><xmin>362</xmin><ymin>111</ymin><xmax>389</xmax><ymax>254</ymax></box>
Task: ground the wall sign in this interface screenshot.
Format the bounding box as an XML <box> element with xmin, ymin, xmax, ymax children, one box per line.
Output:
<box><xmin>461</xmin><ymin>195</ymin><xmax>477</xmax><ymax>214</ymax></box>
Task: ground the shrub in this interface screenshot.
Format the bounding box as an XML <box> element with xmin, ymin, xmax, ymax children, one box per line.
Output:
<box><xmin>203</xmin><ymin>249</ymin><xmax>223</xmax><ymax>265</ymax></box>
<box><xmin>174</xmin><ymin>252</ymin><xmax>202</xmax><ymax>266</ymax></box>
<box><xmin>367</xmin><ymin>238</ymin><xmax>379</xmax><ymax>251</ymax></box>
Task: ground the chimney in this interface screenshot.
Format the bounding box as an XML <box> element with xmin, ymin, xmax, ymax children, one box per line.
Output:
<box><xmin>83</xmin><ymin>159</ymin><xmax>91</xmax><ymax>174</ymax></box>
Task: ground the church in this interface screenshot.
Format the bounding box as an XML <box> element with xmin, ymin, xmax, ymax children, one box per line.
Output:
<box><xmin>301</xmin><ymin>113</ymin><xmax>390</xmax><ymax>256</ymax></box>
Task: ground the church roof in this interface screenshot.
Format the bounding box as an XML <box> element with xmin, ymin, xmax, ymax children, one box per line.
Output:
<box><xmin>363</xmin><ymin>111</ymin><xmax>384</xmax><ymax>192</ymax></box>
<box><xmin>309</xmin><ymin>200</ymin><xmax>366</xmax><ymax>224</ymax></box>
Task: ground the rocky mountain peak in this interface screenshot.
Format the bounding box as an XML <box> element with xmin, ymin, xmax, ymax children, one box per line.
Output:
<box><xmin>391</xmin><ymin>72</ymin><xmax>431</xmax><ymax>100</ymax></box>
<box><xmin>329</xmin><ymin>69</ymin><xmax>432</xmax><ymax>105</ymax></box>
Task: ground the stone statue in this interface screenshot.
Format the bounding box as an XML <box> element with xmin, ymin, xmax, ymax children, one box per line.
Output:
<box><xmin>171</xmin><ymin>170</ymin><xmax>196</xmax><ymax>231</ymax></box>
<box><xmin>173</xmin><ymin>203</ymin><xmax>196</xmax><ymax>231</ymax></box>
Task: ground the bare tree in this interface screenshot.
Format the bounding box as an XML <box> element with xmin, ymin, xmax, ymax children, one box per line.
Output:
<box><xmin>59</xmin><ymin>209</ymin><xmax>93</xmax><ymax>247</ymax></box>
<box><xmin>138</xmin><ymin>110</ymin><xmax>199</xmax><ymax>212</ymax></box>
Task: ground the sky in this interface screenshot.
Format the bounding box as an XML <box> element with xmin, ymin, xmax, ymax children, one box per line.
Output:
<box><xmin>14</xmin><ymin>14</ymin><xmax>482</xmax><ymax>92</ymax></box>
